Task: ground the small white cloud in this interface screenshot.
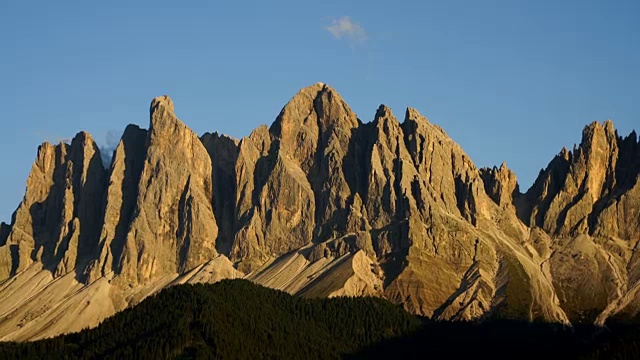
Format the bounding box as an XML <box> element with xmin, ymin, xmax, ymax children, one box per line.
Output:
<box><xmin>325</xmin><ymin>16</ymin><xmax>366</xmax><ymax>43</ymax></box>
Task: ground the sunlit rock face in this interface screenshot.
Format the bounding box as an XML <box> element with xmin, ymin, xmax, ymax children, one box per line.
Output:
<box><xmin>0</xmin><ymin>83</ymin><xmax>639</xmax><ymax>341</ymax></box>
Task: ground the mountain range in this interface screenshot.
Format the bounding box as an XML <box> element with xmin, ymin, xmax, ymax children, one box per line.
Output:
<box><xmin>0</xmin><ymin>83</ymin><xmax>638</xmax><ymax>341</ymax></box>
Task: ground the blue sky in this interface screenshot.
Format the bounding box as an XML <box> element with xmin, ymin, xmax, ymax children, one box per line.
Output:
<box><xmin>1</xmin><ymin>0</ymin><xmax>639</xmax><ymax>222</ymax></box>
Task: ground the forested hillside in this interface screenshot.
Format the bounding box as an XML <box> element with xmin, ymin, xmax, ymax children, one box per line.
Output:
<box><xmin>0</xmin><ymin>280</ymin><xmax>419</xmax><ymax>359</ymax></box>
<box><xmin>2</xmin><ymin>279</ymin><xmax>640</xmax><ymax>359</ymax></box>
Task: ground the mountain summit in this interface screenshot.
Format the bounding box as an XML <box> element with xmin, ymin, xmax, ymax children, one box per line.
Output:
<box><xmin>0</xmin><ymin>84</ymin><xmax>639</xmax><ymax>340</ymax></box>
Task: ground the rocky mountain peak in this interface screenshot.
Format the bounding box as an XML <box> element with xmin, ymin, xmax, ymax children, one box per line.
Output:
<box><xmin>480</xmin><ymin>161</ymin><xmax>519</xmax><ymax>207</ymax></box>
<box><xmin>0</xmin><ymin>84</ymin><xmax>639</xmax><ymax>340</ymax></box>
<box><xmin>150</xmin><ymin>95</ymin><xmax>174</xmax><ymax>114</ymax></box>
<box><xmin>580</xmin><ymin>120</ymin><xmax>617</xmax><ymax>154</ymax></box>
<box><xmin>70</xmin><ymin>130</ymin><xmax>94</xmax><ymax>145</ymax></box>
<box><xmin>269</xmin><ymin>83</ymin><xmax>358</xmax><ymax>155</ymax></box>
<box><xmin>405</xmin><ymin>107</ymin><xmax>429</xmax><ymax>124</ymax></box>
<box><xmin>522</xmin><ymin>120</ymin><xmax>639</xmax><ymax>236</ymax></box>
<box><xmin>148</xmin><ymin>95</ymin><xmax>186</xmax><ymax>140</ymax></box>
<box><xmin>113</xmin><ymin>96</ymin><xmax>219</xmax><ymax>286</ymax></box>
<box><xmin>0</xmin><ymin>128</ymin><xmax>107</xmax><ymax>280</ymax></box>
<box><xmin>373</xmin><ymin>105</ymin><xmax>402</xmax><ymax>140</ymax></box>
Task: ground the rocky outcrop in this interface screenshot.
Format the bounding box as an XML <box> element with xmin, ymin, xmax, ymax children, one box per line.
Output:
<box><xmin>378</xmin><ymin>107</ymin><xmax>560</xmax><ymax>322</ymax></box>
<box><xmin>0</xmin><ymin>84</ymin><xmax>638</xmax><ymax>341</ymax></box>
<box><xmin>269</xmin><ymin>83</ymin><xmax>360</xmax><ymax>237</ymax></box>
<box><xmin>480</xmin><ymin>162</ymin><xmax>519</xmax><ymax>207</ymax></box>
<box><xmin>200</xmin><ymin>132</ymin><xmax>239</xmax><ymax>255</ymax></box>
<box><xmin>524</xmin><ymin>121</ymin><xmax>621</xmax><ymax>235</ymax></box>
<box><xmin>231</xmin><ymin>150</ymin><xmax>315</xmax><ymax>272</ymax></box>
<box><xmin>86</xmin><ymin>125</ymin><xmax>147</xmax><ymax>283</ymax></box>
<box><xmin>0</xmin><ymin>132</ymin><xmax>107</xmax><ymax>281</ymax></box>
<box><xmin>231</xmin><ymin>83</ymin><xmax>360</xmax><ymax>271</ymax></box>
<box><xmin>518</xmin><ymin>120</ymin><xmax>640</xmax><ymax>323</ymax></box>
<box><xmin>116</xmin><ymin>96</ymin><xmax>219</xmax><ymax>286</ymax></box>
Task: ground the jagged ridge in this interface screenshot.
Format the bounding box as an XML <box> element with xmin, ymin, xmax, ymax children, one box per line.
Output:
<box><xmin>0</xmin><ymin>83</ymin><xmax>638</xmax><ymax>341</ymax></box>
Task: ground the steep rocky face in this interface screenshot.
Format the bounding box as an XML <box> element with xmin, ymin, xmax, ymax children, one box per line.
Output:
<box><xmin>401</xmin><ymin>107</ymin><xmax>493</xmax><ymax>225</ymax></box>
<box><xmin>116</xmin><ymin>96</ymin><xmax>219</xmax><ymax>286</ymax></box>
<box><xmin>519</xmin><ymin>148</ymin><xmax>572</xmax><ymax>227</ymax></box>
<box><xmin>590</xmin><ymin>129</ymin><xmax>640</xmax><ymax>240</ymax></box>
<box><xmin>377</xmin><ymin>108</ymin><xmax>561</xmax><ymax>322</ymax></box>
<box><xmin>62</xmin><ymin>132</ymin><xmax>108</xmax><ymax>278</ymax></box>
<box><xmin>200</xmin><ymin>132</ymin><xmax>239</xmax><ymax>256</ymax></box>
<box><xmin>362</xmin><ymin>105</ymin><xmax>416</xmax><ymax>257</ymax></box>
<box><xmin>0</xmin><ymin>84</ymin><xmax>639</xmax><ymax>341</ymax></box>
<box><xmin>480</xmin><ymin>162</ymin><xmax>520</xmax><ymax>207</ymax></box>
<box><xmin>231</xmin><ymin>147</ymin><xmax>315</xmax><ymax>272</ymax></box>
<box><xmin>231</xmin><ymin>83</ymin><xmax>360</xmax><ymax>271</ymax></box>
<box><xmin>0</xmin><ymin>133</ymin><xmax>107</xmax><ymax>280</ymax></box>
<box><xmin>86</xmin><ymin>125</ymin><xmax>147</xmax><ymax>283</ymax></box>
<box><xmin>269</xmin><ymin>82</ymin><xmax>360</xmax><ymax>239</ymax></box>
<box><xmin>525</xmin><ymin>121</ymin><xmax>620</xmax><ymax>235</ymax></box>
<box><xmin>517</xmin><ymin>120</ymin><xmax>640</xmax><ymax>323</ymax></box>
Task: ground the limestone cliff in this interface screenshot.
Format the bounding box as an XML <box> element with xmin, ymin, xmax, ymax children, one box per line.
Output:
<box><xmin>116</xmin><ymin>96</ymin><xmax>219</xmax><ymax>286</ymax></box>
<box><xmin>0</xmin><ymin>132</ymin><xmax>107</xmax><ymax>281</ymax></box>
<box><xmin>0</xmin><ymin>84</ymin><xmax>638</xmax><ymax>341</ymax></box>
<box><xmin>518</xmin><ymin>121</ymin><xmax>640</xmax><ymax>323</ymax></box>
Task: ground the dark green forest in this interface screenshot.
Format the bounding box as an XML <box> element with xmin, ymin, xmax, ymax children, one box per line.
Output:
<box><xmin>1</xmin><ymin>279</ymin><xmax>640</xmax><ymax>359</ymax></box>
<box><xmin>350</xmin><ymin>319</ymin><xmax>640</xmax><ymax>359</ymax></box>
<box><xmin>0</xmin><ymin>280</ymin><xmax>419</xmax><ymax>359</ymax></box>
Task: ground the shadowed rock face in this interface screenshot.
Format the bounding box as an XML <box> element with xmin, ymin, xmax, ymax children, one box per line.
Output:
<box><xmin>0</xmin><ymin>83</ymin><xmax>639</xmax><ymax>341</ymax></box>
<box><xmin>0</xmin><ymin>132</ymin><xmax>107</xmax><ymax>281</ymax></box>
<box><xmin>200</xmin><ymin>132</ymin><xmax>239</xmax><ymax>256</ymax></box>
<box><xmin>86</xmin><ymin>124</ymin><xmax>147</xmax><ymax>283</ymax></box>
